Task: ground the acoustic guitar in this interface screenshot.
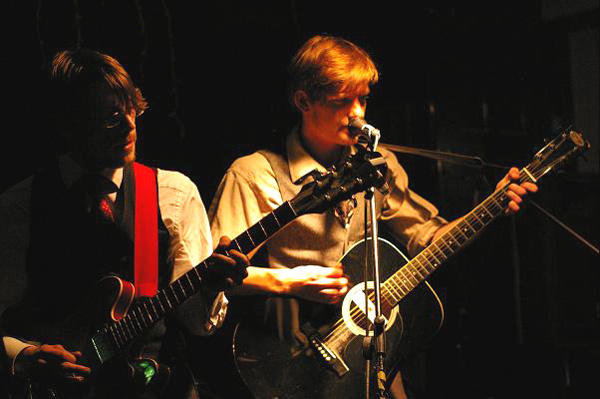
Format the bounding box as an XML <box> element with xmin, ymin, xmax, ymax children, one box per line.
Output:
<box><xmin>232</xmin><ymin>130</ymin><xmax>589</xmax><ymax>399</ymax></box>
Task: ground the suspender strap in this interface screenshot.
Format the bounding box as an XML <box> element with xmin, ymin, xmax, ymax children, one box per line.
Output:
<box><xmin>133</xmin><ymin>162</ymin><xmax>159</xmax><ymax>298</ymax></box>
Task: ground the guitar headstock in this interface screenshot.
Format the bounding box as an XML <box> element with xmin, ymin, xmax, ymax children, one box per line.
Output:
<box><xmin>290</xmin><ymin>150</ymin><xmax>388</xmax><ymax>216</ymax></box>
<box><xmin>524</xmin><ymin>130</ymin><xmax>590</xmax><ymax>182</ymax></box>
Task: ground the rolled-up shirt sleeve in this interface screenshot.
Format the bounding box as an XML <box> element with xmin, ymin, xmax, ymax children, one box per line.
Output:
<box><xmin>379</xmin><ymin>149</ymin><xmax>448</xmax><ymax>257</ymax></box>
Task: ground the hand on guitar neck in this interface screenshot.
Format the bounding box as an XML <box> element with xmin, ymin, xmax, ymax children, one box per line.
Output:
<box><xmin>433</xmin><ymin>167</ymin><xmax>539</xmax><ymax>241</ymax></box>
<box><xmin>200</xmin><ymin>236</ymin><xmax>250</xmax><ymax>295</ymax></box>
<box><xmin>497</xmin><ymin>167</ymin><xmax>539</xmax><ymax>215</ymax></box>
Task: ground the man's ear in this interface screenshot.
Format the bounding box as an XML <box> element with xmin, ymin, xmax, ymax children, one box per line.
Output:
<box><xmin>292</xmin><ymin>90</ymin><xmax>311</xmax><ymax>113</ymax></box>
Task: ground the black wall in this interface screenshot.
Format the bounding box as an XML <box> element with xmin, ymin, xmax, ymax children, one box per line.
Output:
<box><xmin>2</xmin><ymin>2</ymin><xmax>598</xmax><ymax>398</ymax></box>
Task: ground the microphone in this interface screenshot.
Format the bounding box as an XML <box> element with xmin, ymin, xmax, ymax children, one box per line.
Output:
<box><xmin>348</xmin><ymin>117</ymin><xmax>381</xmax><ymax>149</ymax></box>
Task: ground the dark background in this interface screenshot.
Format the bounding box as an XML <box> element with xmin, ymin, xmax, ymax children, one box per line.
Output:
<box><xmin>1</xmin><ymin>1</ymin><xmax>598</xmax><ymax>398</ymax></box>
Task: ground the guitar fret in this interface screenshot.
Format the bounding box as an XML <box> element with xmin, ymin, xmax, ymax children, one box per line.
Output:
<box><xmin>230</xmin><ymin>238</ymin><xmax>244</xmax><ymax>253</ymax></box>
<box><xmin>185</xmin><ymin>272</ymin><xmax>197</xmax><ymax>293</ymax></box>
<box><xmin>431</xmin><ymin>242</ymin><xmax>448</xmax><ymax>261</ymax></box>
<box><xmin>148</xmin><ymin>298</ymin><xmax>160</xmax><ymax>319</ymax></box>
<box><xmin>177</xmin><ymin>280</ymin><xmax>188</xmax><ymax>298</ymax></box>
<box><xmin>127</xmin><ymin>314</ymin><xmax>141</xmax><ymax>335</ymax></box>
<box><xmin>458</xmin><ymin>220</ymin><xmax>475</xmax><ymax>238</ymax></box>
<box><xmin>137</xmin><ymin>304</ymin><xmax>151</xmax><ymax>326</ymax></box>
<box><xmin>384</xmin><ymin>279</ymin><xmax>401</xmax><ymax>301</ymax></box>
<box><xmin>424</xmin><ymin>248</ymin><xmax>441</xmax><ymax>267</ymax></box>
<box><xmin>154</xmin><ymin>295</ymin><xmax>166</xmax><ymax>315</ymax></box>
<box><xmin>380</xmin><ymin>287</ymin><xmax>395</xmax><ymax>307</ymax></box>
<box><xmin>244</xmin><ymin>230</ymin><xmax>256</xmax><ymax>247</ymax></box>
<box><xmin>141</xmin><ymin>301</ymin><xmax>155</xmax><ymax>324</ymax></box>
<box><xmin>489</xmin><ymin>192</ymin><xmax>506</xmax><ymax>209</ymax></box>
<box><xmin>110</xmin><ymin>324</ymin><xmax>124</xmax><ymax>348</ymax></box>
<box><xmin>130</xmin><ymin>309</ymin><xmax>144</xmax><ymax>331</ymax></box>
<box><xmin>113</xmin><ymin>321</ymin><xmax>126</xmax><ymax>343</ymax></box>
<box><xmin>417</xmin><ymin>255</ymin><xmax>434</xmax><ymax>277</ymax></box>
<box><xmin>271</xmin><ymin>212</ymin><xmax>281</xmax><ymax>228</ymax></box>
<box><xmin>438</xmin><ymin>238</ymin><xmax>456</xmax><ymax>257</ymax></box>
<box><xmin>398</xmin><ymin>267</ymin><xmax>416</xmax><ymax>290</ymax></box>
<box><xmin>462</xmin><ymin>217</ymin><xmax>478</xmax><ymax>235</ymax></box>
<box><xmin>392</xmin><ymin>274</ymin><xmax>408</xmax><ymax>296</ymax></box>
<box><xmin>193</xmin><ymin>266</ymin><xmax>204</xmax><ymax>284</ymax></box>
<box><xmin>233</xmin><ymin>234</ymin><xmax>253</xmax><ymax>254</ymax></box>
<box><xmin>119</xmin><ymin>319</ymin><xmax>134</xmax><ymax>341</ymax></box>
<box><xmin>478</xmin><ymin>203</ymin><xmax>494</xmax><ymax>222</ymax></box>
<box><xmin>160</xmin><ymin>290</ymin><xmax>173</xmax><ymax>311</ymax></box>
<box><xmin>174</xmin><ymin>281</ymin><xmax>187</xmax><ymax>303</ymax></box>
<box><xmin>466</xmin><ymin>213</ymin><xmax>484</xmax><ymax>230</ymax></box>
<box><xmin>257</xmin><ymin>220</ymin><xmax>268</xmax><ymax>238</ymax></box>
<box><xmin>406</xmin><ymin>262</ymin><xmax>424</xmax><ymax>284</ymax></box>
<box><xmin>386</xmin><ymin>275</ymin><xmax>403</xmax><ymax>299</ymax></box>
<box><xmin>167</xmin><ymin>286</ymin><xmax>180</xmax><ymax>306</ymax></box>
<box><xmin>117</xmin><ymin>321</ymin><xmax>130</xmax><ymax>343</ymax></box>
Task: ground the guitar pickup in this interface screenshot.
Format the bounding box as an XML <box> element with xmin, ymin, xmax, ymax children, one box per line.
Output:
<box><xmin>301</xmin><ymin>322</ymin><xmax>349</xmax><ymax>378</ymax></box>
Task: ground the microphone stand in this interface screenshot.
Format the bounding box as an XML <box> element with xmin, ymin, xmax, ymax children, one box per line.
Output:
<box><xmin>360</xmin><ymin>132</ymin><xmax>389</xmax><ymax>399</ymax></box>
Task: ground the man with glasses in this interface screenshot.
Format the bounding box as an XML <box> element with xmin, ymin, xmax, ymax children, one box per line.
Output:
<box><xmin>0</xmin><ymin>48</ymin><xmax>248</xmax><ymax>398</ymax></box>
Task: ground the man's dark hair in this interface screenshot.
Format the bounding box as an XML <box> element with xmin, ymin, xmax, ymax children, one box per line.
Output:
<box><xmin>49</xmin><ymin>48</ymin><xmax>147</xmax><ymax>125</ymax></box>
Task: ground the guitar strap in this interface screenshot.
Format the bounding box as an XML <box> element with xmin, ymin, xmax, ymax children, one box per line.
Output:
<box><xmin>133</xmin><ymin>162</ymin><xmax>159</xmax><ymax>298</ymax></box>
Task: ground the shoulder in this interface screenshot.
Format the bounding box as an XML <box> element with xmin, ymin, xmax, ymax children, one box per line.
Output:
<box><xmin>155</xmin><ymin>168</ymin><xmax>197</xmax><ymax>192</ymax></box>
<box><xmin>223</xmin><ymin>151</ymin><xmax>277</xmax><ymax>189</ymax></box>
<box><xmin>378</xmin><ymin>146</ymin><xmax>401</xmax><ymax>169</ymax></box>
<box><xmin>378</xmin><ymin>146</ymin><xmax>407</xmax><ymax>176</ymax></box>
<box><xmin>228</xmin><ymin>152</ymin><xmax>274</xmax><ymax>176</ymax></box>
<box><xmin>154</xmin><ymin>168</ymin><xmax>203</xmax><ymax>212</ymax></box>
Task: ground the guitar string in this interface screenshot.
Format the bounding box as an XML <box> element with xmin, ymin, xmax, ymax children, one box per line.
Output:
<box><xmin>324</xmin><ymin>167</ymin><xmax>538</xmax><ymax>348</ymax></box>
<box><xmin>321</xmin><ymin>139</ymin><xmax>579</xmax><ymax>349</ymax></box>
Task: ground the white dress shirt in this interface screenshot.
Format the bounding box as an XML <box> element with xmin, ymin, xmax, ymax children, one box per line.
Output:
<box><xmin>0</xmin><ymin>155</ymin><xmax>228</xmax><ymax>370</ymax></box>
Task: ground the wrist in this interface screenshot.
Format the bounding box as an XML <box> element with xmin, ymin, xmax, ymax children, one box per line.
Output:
<box><xmin>269</xmin><ymin>268</ymin><xmax>291</xmax><ymax>296</ymax></box>
<box><xmin>14</xmin><ymin>345</ymin><xmax>37</xmax><ymax>377</ymax></box>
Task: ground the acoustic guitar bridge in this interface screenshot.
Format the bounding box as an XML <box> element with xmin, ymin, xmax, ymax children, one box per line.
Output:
<box><xmin>301</xmin><ymin>322</ymin><xmax>349</xmax><ymax>378</ymax></box>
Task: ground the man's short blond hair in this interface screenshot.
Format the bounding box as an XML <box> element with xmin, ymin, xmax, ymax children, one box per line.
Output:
<box><xmin>287</xmin><ymin>35</ymin><xmax>379</xmax><ymax>108</ymax></box>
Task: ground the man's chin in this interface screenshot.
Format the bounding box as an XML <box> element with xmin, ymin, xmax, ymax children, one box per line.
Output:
<box><xmin>102</xmin><ymin>151</ymin><xmax>136</xmax><ymax>169</ymax></box>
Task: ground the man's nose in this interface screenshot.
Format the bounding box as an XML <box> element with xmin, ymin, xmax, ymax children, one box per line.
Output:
<box><xmin>117</xmin><ymin>111</ymin><xmax>136</xmax><ymax>135</ymax></box>
<box><xmin>349</xmin><ymin>98</ymin><xmax>365</xmax><ymax>119</ymax></box>
<box><xmin>123</xmin><ymin>111</ymin><xmax>136</xmax><ymax>130</ymax></box>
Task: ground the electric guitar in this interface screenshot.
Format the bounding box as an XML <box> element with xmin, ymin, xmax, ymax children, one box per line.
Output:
<box><xmin>232</xmin><ymin>130</ymin><xmax>590</xmax><ymax>399</ymax></box>
<box><xmin>8</xmin><ymin>148</ymin><xmax>389</xmax><ymax>399</ymax></box>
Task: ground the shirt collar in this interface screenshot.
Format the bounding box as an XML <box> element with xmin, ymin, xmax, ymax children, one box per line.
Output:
<box><xmin>58</xmin><ymin>153</ymin><xmax>124</xmax><ymax>190</ymax></box>
<box><xmin>285</xmin><ymin>127</ymin><xmax>353</xmax><ymax>184</ymax></box>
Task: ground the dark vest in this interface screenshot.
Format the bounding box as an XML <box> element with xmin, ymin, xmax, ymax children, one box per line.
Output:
<box><xmin>3</xmin><ymin>162</ymin><xmax>172</xmax><ymax>352</ymax></box>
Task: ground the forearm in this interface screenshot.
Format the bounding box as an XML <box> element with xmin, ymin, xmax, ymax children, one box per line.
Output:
<box><xmin>226</xmin><ymin>266</ymin><xmax>287</xmax><ymax>296</ymax></box>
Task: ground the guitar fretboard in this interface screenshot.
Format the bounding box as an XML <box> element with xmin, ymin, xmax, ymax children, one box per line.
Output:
<box><xmin>383</xmin><ymin>169</ymin><xmax>535</xmax><ymax>305</ymax></box>
<box><xmin>104</xmin><ymin>202</ymin><xmax>298</xmax><ymax>350</ymax></box>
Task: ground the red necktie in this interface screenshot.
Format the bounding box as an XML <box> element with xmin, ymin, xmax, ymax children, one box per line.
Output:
<box><xmin>72</xmin><ymin>174</ymin><xmax>118</xmax><ymax>223</ymax></box>
<box><xmin>97</xmin><ymin>196</ymin><xmax>115</xmax><ymax>223</ymax></box>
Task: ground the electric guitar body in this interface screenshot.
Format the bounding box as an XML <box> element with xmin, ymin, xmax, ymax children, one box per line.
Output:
<box><xmin>6</xmin><ymin>275</ymin><xmax>173</xmax><ymax>399</ymax></box>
